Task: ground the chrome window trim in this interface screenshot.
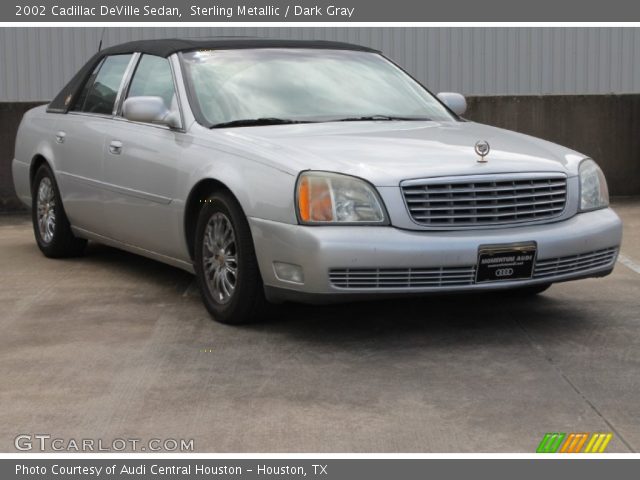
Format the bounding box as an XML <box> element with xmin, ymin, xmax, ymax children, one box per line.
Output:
<box><xmin>168</xmin><ymin>54</ymin><xmax>186</xmax><ymax>131</ymax></box>
<box><xmin>169</xmin><ymin>53</ymin><xmax>195</xmax><ymax>128</ymax></box>
<box><xmin>112</xmin><ymin>52</ymin><xmax>141</xmax><ymax>116</ymax></box>
<box><xmin>67</xmin><ymin>111</ymin><xmax>114</xmax><ymax>120</ymax></box>
<box><xmin>110</xmin><ymin>116</ymin><xmax>181</xmax><ymax>132</ymax></box>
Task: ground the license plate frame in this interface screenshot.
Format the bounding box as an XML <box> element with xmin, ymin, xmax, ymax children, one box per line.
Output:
<box><xmin>476</xmin><ymin>242</ymin><xmax>537</xmax><ymax>283</ymax></box>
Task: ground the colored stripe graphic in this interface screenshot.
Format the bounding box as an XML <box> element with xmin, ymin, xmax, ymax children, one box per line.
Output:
<box><xmin>559</xmin><ymin>433</ymin><xmax>575</xmax><ymax>453</ymax></box>
<box><xmin>536</xmin><ymin>433</ymin><xmax>566</xmax><ymax>453</ymax></box>
<box><xmin>567</xmin><ymin>433</ymin><xmax>588</xmax><ymax>453</ymax></box>
<box><xmin>537</xmin><ymin>432</ymin><xmax>613</xmax><ymax>453</ymax></box>
<box><xmin>572</xmin><ymin>433</ymin><xmax>589</xmax><ymax>453</ymax></box>
<box><xmin>584</xmin><ymin>433</ymin><xmax>613</xmax><ymax>453</ymax></box>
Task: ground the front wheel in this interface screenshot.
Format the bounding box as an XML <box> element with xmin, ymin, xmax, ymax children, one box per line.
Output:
<box><xmin>194</xmin><ymin>192</ymin><xmax>267</xmax><ymax>324</ymax></box>
<box><xmin>31</xmin><ymin>164</ymin><xmax>87</xmax><ymax>258</ymax></box>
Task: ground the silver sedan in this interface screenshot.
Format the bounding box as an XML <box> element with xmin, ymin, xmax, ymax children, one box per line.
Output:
<box><xmin>12</xmin><ymin>39</ymin><xmax>622</xmax><ymax>324</ymax></box>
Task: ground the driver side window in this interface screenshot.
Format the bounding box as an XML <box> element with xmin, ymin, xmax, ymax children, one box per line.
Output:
<box><xmin>125</xmin><ymin>54</ymin><xmax>179</xmax><ymax>116</ymax></box>
<box><xmin>73</xmin><ymin>54</ymin><xmax>133</xmax><ymax>115</ymax></box>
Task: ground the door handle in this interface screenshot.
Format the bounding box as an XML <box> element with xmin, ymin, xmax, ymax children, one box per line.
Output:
<box><xmin>54</xmin><ymin>131</ymin><xmax>66</xmax><ymax>144</ymax></box>
<box><xmin>108</xmin><ymin>140</ymin><xmax>123</xmax><ymax>155</ymax></box>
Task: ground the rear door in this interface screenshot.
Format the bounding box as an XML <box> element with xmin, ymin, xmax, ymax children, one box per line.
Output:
<box><xmin>55</xmin><ymin>54</ymin><xmax>135</xmax><ymax>234</ymax></box>
<box><xmin>100</xmin><ymin>54</ymin><xmax>186</xmax><ymax>258</ymax></box>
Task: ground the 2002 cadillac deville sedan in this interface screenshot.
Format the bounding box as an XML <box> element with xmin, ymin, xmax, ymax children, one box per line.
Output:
<box><xmin>12</xmin><ymin>38</ymin><xmax>622</xmax><ymax>324</ymax></box>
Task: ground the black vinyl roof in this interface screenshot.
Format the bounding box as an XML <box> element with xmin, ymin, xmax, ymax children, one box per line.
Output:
<box><xmin>99</xmin><ymin>37</ymin><xmax>379</xmax><ymax>57</ymax></box>
<box><xmin>48</xmin><ymin>37</ymin><xmax>378</xmax><ymax>113</ymax></box>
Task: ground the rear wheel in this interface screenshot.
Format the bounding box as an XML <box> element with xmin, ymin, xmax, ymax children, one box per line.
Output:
<box><xmin>194</xmin><ymin>191</ymin><xmax>267</xmax><ymax>324</ymax></box>
<box><xmin>31</xmin><ymin>164</ymin><xmax>87</xmax><ymax>258</ymax></box>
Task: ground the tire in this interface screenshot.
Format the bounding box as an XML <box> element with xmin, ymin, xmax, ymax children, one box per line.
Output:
<box><xmin>31</xmin><ymin>164</ymin><xmax>87</xmax><ymax>258</ymax></box>
<box><xmin>194</xmin><ymin>191</ymin><xmax>267</xmax><ymax>324</ymax></box>
<box><xmin>511</xmin><ymin>283</ymin><xmax>552</xmax><ymax>296</ymax></box>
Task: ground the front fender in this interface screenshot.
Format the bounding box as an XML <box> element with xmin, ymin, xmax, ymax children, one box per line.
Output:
<box><xmin>179</xmin><ymin>136</ymin><xmax>298</xmax><ymax>225</ymax></box>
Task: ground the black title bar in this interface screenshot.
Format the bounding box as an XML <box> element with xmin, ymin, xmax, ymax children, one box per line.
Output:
<box><xmin>4</xmin><ymin>459</ymin><xmax>640</xmax><ymax>480</ymax></box>
<box><xmin>4</xmin><ymin>0</ymin><xmax>640</xmax><ymax>22</ymax></box>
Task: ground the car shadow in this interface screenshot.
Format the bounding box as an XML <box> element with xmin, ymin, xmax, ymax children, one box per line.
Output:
<box><xmin>73</xmin><ymin>241</ymin><xmax>588</xmax><ymax>348</ymax></box>
<box><xmin>250</xmin><ymin>293</ymin><xmax>585</xmax><ymax>347</ymax></box>
<box><xmin>81</xmin><ymin>241</ymin><xmax>195</xmax><ymax>293</ymax></box>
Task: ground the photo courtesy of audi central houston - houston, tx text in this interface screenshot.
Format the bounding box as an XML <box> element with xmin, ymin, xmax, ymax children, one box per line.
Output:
<box><xmin>1</xmin><ymin>14</ymin><xmax>640</xmax><ymax>478</ymax></box>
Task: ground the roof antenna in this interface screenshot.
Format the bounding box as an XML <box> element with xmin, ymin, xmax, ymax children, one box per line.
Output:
<box><xmin>98</xmin><ymin>27</ymin><xmax>106</xmax><ymax>52</ymax></box>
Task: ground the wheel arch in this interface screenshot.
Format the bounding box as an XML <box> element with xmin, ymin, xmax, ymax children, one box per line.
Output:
<box><xmin>29</xmin><ymin>154</ymin><xmax>52</xmax><ymax>193</ymax></box>
<box><xmin>184</xmin><ymin>178</ymin><xmax>243</xmax><ymax>261</ymax></box>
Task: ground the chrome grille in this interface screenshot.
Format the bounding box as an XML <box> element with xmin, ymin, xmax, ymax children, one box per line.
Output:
<box><xmin>328</xmin><ymin>267</ymin><xmax>476</xmax><ymax>289</ymax></box>
<box><xmin>533</xmin><ymin>247</ymin><xmax>618</xmax><ymax>279</ymax></box>
<box><xmin>329</xmin><ymin>247</ymin><xmax>617</xmax><ymax>290</ymax></box>
<box><xmin>401</xmin><ymin>174</ymin><xmax>567</xmax><ymax>228</ymax></box>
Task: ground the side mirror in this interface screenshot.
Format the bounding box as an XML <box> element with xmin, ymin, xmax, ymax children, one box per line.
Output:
<box><xmin>436</xmin><ymin>92</ymin><xmax>467</xmax><ymax>116</ymax></box>
<box><xmin>122</xmin><ymin>96</ymin><xmax>181</xmax><ymax>129</ymax></box>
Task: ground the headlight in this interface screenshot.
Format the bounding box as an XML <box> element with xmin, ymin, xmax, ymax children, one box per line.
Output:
<box><xmin>579</xmin><ymin>159</ymin><xmax>609</xmax><ymax>211</ymax></box>
<box><xmin>296</xmin><ymin>171</ymin><xmax>387</xmax><ymax>224</ymax></box>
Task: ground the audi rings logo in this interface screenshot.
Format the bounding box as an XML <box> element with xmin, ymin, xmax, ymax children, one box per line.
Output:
<box><xmin>495</xmin><ymin>268</ymin><xmax>514</xmax><ymax>277</ymax></box>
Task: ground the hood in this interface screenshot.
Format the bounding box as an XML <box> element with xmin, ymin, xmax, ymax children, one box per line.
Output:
<box><xmin>212</xmin><ymin>120</ymin><xmax>586</xmax><ymax>186</ymax></box>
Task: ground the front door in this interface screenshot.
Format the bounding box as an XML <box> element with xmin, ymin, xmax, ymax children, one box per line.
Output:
<box><xmin>100</xmin><ymin>54</ymin><xmax>186</xmax><ymax>259</ymax></box>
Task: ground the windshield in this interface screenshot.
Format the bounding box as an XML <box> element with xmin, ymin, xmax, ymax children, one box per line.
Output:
<box><xmin>181</xmin><ymin>49</ymin><xmax>456</xmax><ymax>127</ymax></box>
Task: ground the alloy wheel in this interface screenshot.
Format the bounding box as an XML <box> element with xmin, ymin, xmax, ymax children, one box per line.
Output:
<box><xmin>202</xmin><ymin>212</ymin><xmax>238</xmax><ymax>304</ymax></box>
<box><xmin>36</xmin><ymin>177</ymin><xmax>56</xmax><ymax>244</ymax></box>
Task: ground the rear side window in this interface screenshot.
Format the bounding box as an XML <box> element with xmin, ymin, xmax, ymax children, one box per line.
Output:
<box><xmin>72</xmin><ymin>58</ymin><xmax>103</xmax><ymax>112</ymax></box>
<box><xmin>126</xmin><ymin>55</ymin><xmax>177</xmax><ymax>110</ymax></box>
<box><xmin>73</xmin><ymin>54</ymin><xmax>132</xmax><ymax>115</ymax></box>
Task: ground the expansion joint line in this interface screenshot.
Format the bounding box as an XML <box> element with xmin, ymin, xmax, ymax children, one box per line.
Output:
<box><xmin>514</xmin><ymin>318</ymin><xmax>635</xmax><ymax>453</ymax></box>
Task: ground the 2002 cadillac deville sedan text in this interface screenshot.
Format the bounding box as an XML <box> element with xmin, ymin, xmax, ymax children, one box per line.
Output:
<box><xmin>12</xmin><ymin>38</ymin><xmax>622</xmax><ymax>324</ymax></box>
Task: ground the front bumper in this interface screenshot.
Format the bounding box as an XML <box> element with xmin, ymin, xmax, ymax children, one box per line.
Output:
<box><xmin>249</xmin><ymin>208</ymin><xmax>622</xmax><ymax>304</ymax></box>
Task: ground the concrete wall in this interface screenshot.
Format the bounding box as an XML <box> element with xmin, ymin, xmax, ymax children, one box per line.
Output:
<box><xmin>0</xmin><ymin>102</ymin><xmax>44</xmax><ymax>211</ymax></box>
<box><xmin>1</xmin><ymin>95</ymin><xmax>638</xmax><ymax>212</ymax></box>
<box><xmin>465</xmin><ymin>95</ymin><xmax>640</xmax><ymax>197</ymax></box>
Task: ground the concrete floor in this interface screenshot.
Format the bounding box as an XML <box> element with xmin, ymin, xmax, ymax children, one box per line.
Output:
<box><xmin>1</xmin><ymin>200</ymin><xmax>639</xmax><ymax>453</ymax></box>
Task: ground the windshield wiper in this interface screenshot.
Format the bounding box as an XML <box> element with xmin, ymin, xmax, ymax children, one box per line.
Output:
<box><xmin>210</xmin><ymin>118</ymin><xmax>313</xmax><ymax>129</ymax></box>
<box><xmin>334</xmin><ymin>115</ymin><xmax>432</xmax><ymax>122</ymax></box>
<box><xmin>210</xmin><ymin>115</ymin><xmax>431</xmax><ymax>128</ymax></box>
